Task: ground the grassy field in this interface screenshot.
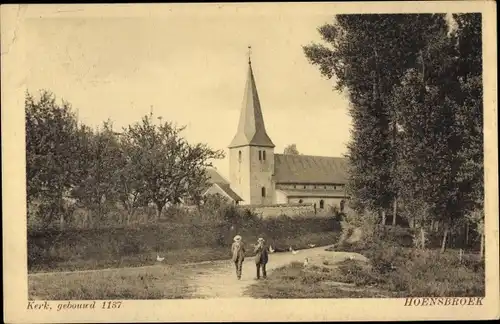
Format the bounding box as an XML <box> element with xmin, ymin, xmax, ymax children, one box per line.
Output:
<box><xmin>28</xmin><ymin>214</ymin><xmax>340</xmax><ymax>273</ymax></box>
<box><xmin>29</xmin><ymin>264</ymin><xmax>203</xmax><ymax>299</ymax></box>
<box><xmin>29</xmin><ymin>231</ymin><xmax>340</xmax><ymax>273</ymax></box>
<box><xmin>28</xmin><ymin>231</ymin><xmax>341</xmax><ymax>300</ymax></box>
<box><xmin>245</xmin><ymin>246</ymin><xmax>485</xmax><ymax>299</ymax></box>
<box><xmin>244</xmin><ymin>261</ymin><xmax>394</xmax><ymax>298</ymax></box>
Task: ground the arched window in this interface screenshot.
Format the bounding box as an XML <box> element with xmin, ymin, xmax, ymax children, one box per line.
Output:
<box><xmin>263</xmin><ymin>150</ymin><xmax>266</xmax><ymax>161</ymax></box>
<box><xmin>238</xmin><ymin>150</ymin><xmax>242</xmax><ymax>162</ymax></box>
<box><xmin>258</xmin><ymin>150</ymin><xmax>262</xmax><ymax>161</ymax></box>
<box><xmin>298</xmin><ymin>199</ymin><xmax>303</xmax><ymax>204</ymax></box>
<box><xmin>319</xmin><ymin>200</ymin><xmax>324</xmax><ymax>209</ymax></box>
<box><xmin>261</xmin><ymin>187</ymin><xmax>266</xmax><ymax>197</ymax></box>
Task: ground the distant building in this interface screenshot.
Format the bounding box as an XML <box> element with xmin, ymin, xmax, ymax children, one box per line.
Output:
<box><xmin>204</xmin><ymin>58</ymin><xmax>349</xmax><ymax>211</ymax></box>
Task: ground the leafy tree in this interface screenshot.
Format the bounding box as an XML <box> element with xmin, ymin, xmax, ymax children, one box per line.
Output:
<box><xmin>70</xmin><ymin>121</ymin><xmax>123</xmax><ymax>227</ymax></box>
<box><xmin>303</xmin><ymin>14</ymin><xmax>448</xmax><ymax>223</ymax></box>
<box><xmin>122</xmin><ymin>114</ymin><xmax>225</xmax><ymax>221</ymax></box>
<box><xmin>283</xmin><ymin>144</ymin><xmax>300</xmax><ymax>155</ymax></box>
<box><xmin>392</xmin><ymin>14</ymin><xmax>483</xmax><ymax>252</ymax></box>
<box><xmin>25</xmin><ymin>90</ymin><xmax>81</xmax><ymax>229</ymax></box>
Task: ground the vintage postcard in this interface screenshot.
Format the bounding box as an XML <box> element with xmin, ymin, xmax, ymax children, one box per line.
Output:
<box><xmin>2</xmin><ymin>1</ymin><xmax>499</xmax><ymax>322</ymax></box>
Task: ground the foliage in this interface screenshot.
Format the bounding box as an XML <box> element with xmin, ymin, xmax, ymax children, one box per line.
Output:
<box><xmin>70</xmin><ymin>121</ymin><xmax>124</xmax><ymax>226</ymax></box>
<box><xmin>25</xmin><ymin>93</ymin><xmax>225</xmax><ymax>228</ymax></box>
<box><xmin>25</xmin><ymin>90</ymin><xmax>81</xmax><ymax>228</ymax></box>
<box><xmin>303</xmin><ymin>14</ymin><xmax>483</xmax><ymax>252</ymax></box>
<box><xmin>121</xmin><ymin>114</ymin><xmax>225</xmax><ymax>220</ymax></box>
<box><xmin>283</xmin><ymin>144</ymin><xmax>300</xmax><ymax>155</ymax></box>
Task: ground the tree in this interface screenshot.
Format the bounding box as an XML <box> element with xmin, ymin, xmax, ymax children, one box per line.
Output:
<box><xmin>123</xmin><ymin>114</ymin><xmax>225</xmax><ymax>221</ymax></box>
<box><xmin>283</xmin><ymin>144</ymin><xmax>300</xmax><ymax>155</ymax></box>
<box><xmin>25</xmin><ymin>90</ymin><xmax>81</xmax><ymax>229</ymax></box>
<box><xmin>70</xmin><ymin>121</ymin><xmax>123</xmax><ymax>227</ymax></box>
<box><xmin>391</xmin><ymin>14</ymin><xmax>483</xmax><ymax>252</ymax></box>
<box><xmin>303</xmin><ymin>14</ymin><xmax>448</xmax><ymax>222</ymax></box>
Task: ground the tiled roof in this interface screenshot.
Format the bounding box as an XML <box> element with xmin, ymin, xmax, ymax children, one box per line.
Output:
<box><xmin>228</xmin><ymin>62</ymin><xmax>275</xmax><ymax>149</ymax></box>
<box><xmin>205</xmin><ymin>168</ymin><xmax>230</xmax><ymax>185</ymax></box>
<box><xmin>275</xmin><ymin>189</ymin><xmax>348</xmax><ymax>198</ymax></box>
<box><xmin>215</xmin><ymin>183</ymin><xmax>243</xmax><ymax>202</ymax></box>
<box><xmin>273</xmin><ymin>154</ymin><xmax>348</xmax><ymax>184</ymax></box>
<box><xmin>204</xmin><ymin>168</ymin><xmax>242</xmax><ymax>201</ymax></box>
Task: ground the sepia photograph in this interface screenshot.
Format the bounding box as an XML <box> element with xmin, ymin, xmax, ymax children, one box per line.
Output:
<box><xmin>2</xmin><ymin>2</ymin><xmax>498</xmax><ymax>322</ymax></box>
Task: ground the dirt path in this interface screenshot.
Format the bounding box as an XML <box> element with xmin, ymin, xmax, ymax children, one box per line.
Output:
<box><xmin>191</xmin><ymin>245</ymin><xmax>367</xmax><ymax>298</ymax></box>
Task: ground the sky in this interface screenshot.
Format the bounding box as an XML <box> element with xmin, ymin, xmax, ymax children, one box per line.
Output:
<box><xmin>24</xmin><ymin>5</ymin><xmax>352</xmax><ymax>179</ymax></box>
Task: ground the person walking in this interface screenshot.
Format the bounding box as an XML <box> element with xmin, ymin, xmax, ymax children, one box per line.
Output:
<box><xmin>254</xmin><ymin>237</ymin><xmax>269</xmax><ymax>279</ymax></box>
<box><xmin>231</xmin><ymin>235</ymin><xmax>245</xmax><ymax>280</ymax></box>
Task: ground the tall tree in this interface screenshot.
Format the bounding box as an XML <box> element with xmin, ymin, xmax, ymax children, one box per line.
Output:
<box><xmin>392</xmin><ymin>14</ymin><xmax>483</xmax><ymax>251</ymax></box>
<box><xmin>123</xmin><ymin>114</ymin><xmax>225</xmax><ymax>221</ymax></box>
<box><xmin>303</xmin><ymin>14</ymin><xmax>448</xmax><ymax>221</ymax></box>
<box><xmin>25</xmin><ymin>90</ymin><xmax>81</xmax><ymax>229</ymax></box>
<box><xmin>70</xmin><ymin>121</ymin><xmax>123</xmax><ymax>227</ymax></box>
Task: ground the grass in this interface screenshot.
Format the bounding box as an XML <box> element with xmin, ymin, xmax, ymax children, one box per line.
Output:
<box><xmin>244</xmin><ymin>262</ymin><xmax>393</xmax><ymax>298</ymax></box>
<box><xmin>29</xmin><ymin>231</ymin><xmax>340</xmax><ymax>273</ymax></box>
<box><xmin>245</xmin><ymin>241</ymin><xmax>485</xmax><ymax>299</ymax></box>
<box><xmin>29</xmin><ymin>263</ymin><xmax>205</xmax><ymax>300</ymax></box>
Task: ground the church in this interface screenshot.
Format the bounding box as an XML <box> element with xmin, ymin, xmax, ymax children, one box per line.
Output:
<box><xmin>204</xmin><ymin>57</ymin><xmax>349</xmax><ymax>212</ymax></box>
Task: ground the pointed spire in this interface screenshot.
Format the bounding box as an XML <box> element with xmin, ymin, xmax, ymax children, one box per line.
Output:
<box><xmin>229</xmin><ymin>52</ymin><xmax>275</xmax><ymax>149</ymax></box>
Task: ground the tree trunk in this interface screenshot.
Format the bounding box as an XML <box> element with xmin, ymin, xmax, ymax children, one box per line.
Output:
<box><xmin>381</xmin><ymin>209</ymin><xmax>386</xmax><ymax>226</ymax></box>
<box><xmin>479</xmin><ymin>231</ymin><xmax>484</xmax><ymax>260</ymax></box>
<box><xmin>440</xmin><ymin>222</ymin><xmax>449</xmax><ymax>253</ymax></box>
<box><xmin>465</xmin><ymin>222</ymin><xmax>469</xmax><ymax>247</ymax></box>
<box><xmin>155</xmin><ymin>203</ymin><xmax>163</xmax><ymax>222</ymax></box>
<box><xmin>59</xmin><ymin>212</ymin><xmax>65</xmax><ymax>231</ymax></box>
<box><xmin>420</xmin><ymin>227</ymin><xmax>426</xmax><ymax>249</ymax></box>
<box><xmin>392</xmin><ymin>198</ymin><xmax>397</xmax><ymax>226</ymax></box>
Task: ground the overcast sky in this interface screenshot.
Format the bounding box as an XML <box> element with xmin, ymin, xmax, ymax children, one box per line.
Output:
<box><xmin>24</xmin><ymin>4</ymin><xmax>351</xmax><ymax>178</ymax></box>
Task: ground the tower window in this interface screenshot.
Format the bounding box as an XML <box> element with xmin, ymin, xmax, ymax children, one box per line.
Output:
<box><xmin>320</xmin><ymin>199</ymin><xmax>324</xmax><ymax>209</ymax></box>
<box><xmin>238</xmin><ymin>150</ymin><xmax>242</xmax><ymax>162</ymax></box>
<box><xmin>261</xmin><ymin>187</ymin><xmax>266</xmax><ymax>197</ymax></box>
<box><xmin>263</xmin><ymin>150</ymin><xmax>266</xmax><ymax>161</ymax></box>
<box><xmin>258</xmin><ymin>150</ymin><xmax>262</xmax><ymax>161</ymax></box>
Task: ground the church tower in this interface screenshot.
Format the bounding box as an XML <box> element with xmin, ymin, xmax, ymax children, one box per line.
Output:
<box><xmin>228</xmin><ymin>50</ymin><xmax>275</xmax><ymax>205</ymax></box>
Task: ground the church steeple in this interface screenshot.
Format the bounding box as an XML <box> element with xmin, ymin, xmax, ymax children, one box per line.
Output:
<box><xmin>229</xmin><ymin>50</ymin><xmax>275</xmax><ymax>149</ymax></box>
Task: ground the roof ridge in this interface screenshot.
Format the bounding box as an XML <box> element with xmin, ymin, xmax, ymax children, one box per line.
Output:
<box><xmin>275</xmin><ymin>153</ymin><xmax>347</xmax><ymax>159</ymax></box>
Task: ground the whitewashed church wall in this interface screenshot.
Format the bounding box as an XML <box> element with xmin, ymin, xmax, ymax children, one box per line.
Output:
<box><xmin>275</xmin><ymin>190</ymin><xmax>288</xmax><ymax>204</ymax></box>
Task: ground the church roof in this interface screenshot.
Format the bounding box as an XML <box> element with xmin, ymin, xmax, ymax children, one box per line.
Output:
<box><xmin>273</xmin><ymin>154</ymin><xmax>349</xmax><ymax>184</ymax></box>
<box><xmin>228</xmin><ymin>61</ymin><xmax>275</xmax><ymax>149</ymax></box>
<box><xmin>205</xmin><ymin>167</ymin><xmax>230</xmax><ymax>185</ymax></box>
<box><xmin>213</xmin><ymin>183</ymin><xmax>243</xmax><ymax>202</ymax></box>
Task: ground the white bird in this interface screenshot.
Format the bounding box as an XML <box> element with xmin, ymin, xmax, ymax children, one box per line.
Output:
<box><xmin>348</xmin><ymin>255</ymin><xmax>355</xmax><ymax>260</ymax></box>
<box><xmin>303</xmin><ymin>258</ymin><xmax>309</xmax><ymax>267</ymax></box>
<box><xmin>156</xmin><ymin>254</ymin><xmax>165</xmax><ymax>262</ymax></box>
<box><xmin>308</xmin><ymin>244</ymin><xmax>316</xmax><ymax>248</ymax></box>
<box><xmin>269</xmin><ymin>245</ymin><xmax>275</xmax><ymax>253</ymax></box>
<box><xmin>289</xmin><ymin>247</ymin><xmax>299</xmax><ymax>255</ymax></box>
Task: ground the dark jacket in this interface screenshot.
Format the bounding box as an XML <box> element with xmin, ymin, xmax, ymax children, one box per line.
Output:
<box><xmin>231</xmin><ymin>241</ymin><xmax>245</xmax><ymax>263</ymax></box>
<box><xmin>254</xmin><ymin>243</ymin><xmax>269</xmax><ymax>264</ymax></box>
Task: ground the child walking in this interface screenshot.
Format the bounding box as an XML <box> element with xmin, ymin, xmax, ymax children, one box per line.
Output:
<box><xmin>231</xmin><ymin>235</ymin><xmax>245</xmax><ymax>280</ymax></box>
<box><xmin>254</xmin><ymin>237</ymin><xmax>269</xmax><ymax>279</ymax></box>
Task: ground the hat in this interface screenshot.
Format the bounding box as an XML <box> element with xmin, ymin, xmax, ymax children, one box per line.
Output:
<box><xmin>257</xmin><ymin>237</ymin><xmax>265</xmax><ymax>242</ymax></box>
<box><xmin>233</xmin><ymin>235</ymin><xmax>242</xmax><ymax>242</ymax></box>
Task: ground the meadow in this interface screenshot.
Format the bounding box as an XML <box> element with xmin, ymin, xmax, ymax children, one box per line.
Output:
<box><xmin>245</xmin><ymin>225</ymin><xmax>485</xmax><ymax>299</ymax></box>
